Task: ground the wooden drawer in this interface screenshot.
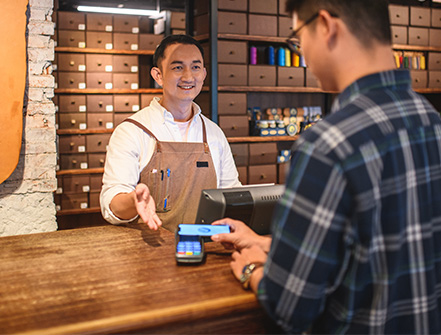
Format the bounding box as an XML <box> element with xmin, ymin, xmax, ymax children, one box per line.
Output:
<box><xmin>57</xmin><ymin>72</ymin><xmax>86</xmax><ymax>89</ymax></box>
<box><xmin>249</xmin><ymin>65</ymin><xmax>276</xmax><ymax>87</ymax></box>
<box><xmin>57</xmin><ymin>30</ymin><xmax>86</xmax><ymax>48</ymax></box>
<box><xmin>113</xmin><ymin>15</ymin><xmax>139</xmax><ymax>33</ymax></box>
<box><xmin>248</xmin><ymin>164</ymin><xmax>277</xmax><ymax>184</ymax></box>
<box><xmin>236</xmin><ymin>166</ymin><xmax>248</xmax><ymax>185</ymax></box>
<box><xmin>86</xmin><ymin>72</ymin><xmax>113</xmax><ymax>89</ymax></box>
<box><xmin>278</xmin><ymin>162</ymin><xmax>290</xmax><ymax>184</ymax></box>
<box><xmin>410</xmin><ymin>70</ymin><xmax>427</xmax><ymax>89</ymax></box>
<box><xmin>389</xmin><ymin>5</ymin><xmax>409</xmax><ymax>26</ymax></box>
<box><xmin>219</xmin><ymin>115</ymin><xmax>249</xmax><ymax>137</ymax></box>
<box><xmin>57</xmin><ymin>53</ymin><xmax>86</xmax><ymax>72</ymax></box>
<box><xmin>141</xmin><ymin>94</ymin><xmax>156</xmax><ymax>108</ymax></box>
<box><xmin>218</xmin><ymin>41</ymin><xmax>247</xmax><ymax>64</ymax></box>
<box><xmin>433</xmin><ymin>9</ymin><xmax>441</xmax><ymax>28</ymax></box>
<box><xmin>57</xmin><ymin>11</ymin><xmax>85</xmax><ymax>31</ymax></box>
<box><xmin>218</xmin><ymin>64</ymin><xmax>247</xmax><ymax>86</ymax></box>
<box><xmin>218</xmin><ymin>12</ymin><xmax>247</xmax><ymax>34</ymax></box>
<box><xmin>428</xmin><ymin>52</ymin><xmax>441</xmax><ymax>70</ymax></box>
<box><xmin>230</xmin><ymin>143</ymin><xmax>249</xmax><ymax>166</ymax></box>
<box><xmin>391</xmin><ymin>25</ymin><xmax>408</xmax><ymax>44</ymax></box>
<box><xmin>218</xmin><ymin>93</ymin><xmax>247</xmax><ymax>115</ymax></box>
<box><xmin>219</xmin><ymin>0</ymin><xmax>247</xmax><ymax>11</ymax></box>
<box><xmin>59</xmin><ymin>113</ymin><xmax>87</xmax><ymax>130</ymax></box>
<box><xmin>279</xmin><ymin>0</ymin><xmax>289</xmax><ymax>16</ymax></box>
<box><xmin>58</xmin><ymin>95</ymin><xmax>86</xmax><ymax>113</ymax></box>
<box><xmin>58</xmin><ymin>134</ymin><xmax>86</xmax><ymax>154</ymax></box>
<box><xmin>61</xmin><ymin>193</ymin><xmax>88</xmax><ymax>210</ymax></box>
<box><xmin>86</xmin><ymin>134</ymin><xmax>111</xmax><ymax>153</ymax></box>
<box><xmin>249</xmin><ymin>0</ymin><xmax>277</xmax><ymax>14</ymax></box>
<box><xmin>113</xmin><ymin>33</ymin><xmax>139</xmax><ymax>50</ymax></box>
<box><xmin>249</xmin><ymin>142</ymin><xmax>277</xmax><ymax>165</ymax></box>
<box><xmin>59</xmin><ymin>153</ymin><xmax>88</xmax><ymax>170</ymax></box>
<box><xmin>429</xmin><ymin>29</ymin><xmax>441</xmax><ymax>47</ymax></box>
<box><xmin>248</xmin><ymin>14</ymin><xmax>277</xmax><ymax>36</ymax></box>
<box><xmin>113</xmin><ymin>73</ymin><xmax>139</xmax><ymax>89</ymax></box>
<box><xmin>89</xmin><ymin>191</ymin><xmax>100</xmax><ymax>208</ymax></box>
<box><xmin>86</xmin><ymin>31</ymin><xmax>113</xmax><ymax>49</ymax></box>
<box><xmin>62</xmin><ymin>175</ymin><xmax>90</xmax><ymax>193</ymax></box>
<box><xmin>113</xmin><ymin>55</ymin><xmax>139</xmax><ymax>73</ymax></box>
<box><xmin>429</xmin><ymin>70</ymin><xmax>441</xmax><ymax>88</ymax></box>
<box><xmin>170</xmin><ymin>12</ymin><xmax>186</xmax><ymax>29</ymax></box>
<box><xmin>87</xmin><ymin>113</ymin><xmax>114</xmax><ymax>130</ymax></box>
<box><xmin>113</xmin><ymin>113</ymin><xmax>134</xmax><ymax>127</ymax></box>
<box><xmin>90</xmin><ymin>174</ymin><xmax>103</xmax><ymax>191</ymax></box>
<box><xmin>88</xmin><ymin>153</ymin><xmax>107</xmax><ymax>168</ymax></box>
<box><xmin>86</xmin><ymin>13</ymin><xmax>113</xmax><ymax>32</ymax></box>
<box><xmin>408</xmin><ymin>27</ymin><xmax>429</xmax><ymax>46</ymax></box>
<box><xmin>139</xmin><ymin>34</ymin><xmax>164</xmax><ymax>50</ymax></box>
<box><xmin>278</xmin><ymin>67</ymin><xmax>304</xmax><ymax>86</ymax></box>
<box><xmin>410</xmin><ymin>7</ymin><xmax>430</xmax><ymax>27</ymax></box>
<box><xmin>114</xmin><ymin>94</ymin><xmax>140</xmax><ymax>112</ymax></box>
<box><xmin>306</xmin><ymin>68</ymin><xmax>319</xmax><ymax>88</ymax></box>
<box><xmin>279</xmin><ymin>16</ymin><xmax>293</xmax><ymax>37</ymax></box>
<box><xmin>85</xmin><ymin>54</ymin><xmax>113</xmax><ymax>72</ymax></box>
<box><xmin>87</xmin><ymin>95</ymin><xmax>114</xmax><ymax>113</ymax></box>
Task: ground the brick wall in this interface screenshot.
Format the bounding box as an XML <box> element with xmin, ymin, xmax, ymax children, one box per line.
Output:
<box><xmin>0</xmin><ymin>0</ymin><xmax>57</xmax><ymax>236</ymax></box>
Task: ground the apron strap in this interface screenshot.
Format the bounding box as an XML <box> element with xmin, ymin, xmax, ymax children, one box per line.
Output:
<box><xmin>123</xmin><ymin>118</ymin><xmax>162</xmax><ymax>152</ymax></box>
<box><xmin>199</xmin><ymin>115</ymin><xmax>209</xmax><ymax>154</ymax></box>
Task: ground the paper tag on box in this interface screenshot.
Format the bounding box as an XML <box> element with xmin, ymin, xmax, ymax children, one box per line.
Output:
<box><xmin>105</xmin><ymin>65</ymin><xmax>113</xmax><ymax>72</ymax></box>
<box><xmin>82</xmin><ymin>185</ymin><xmax>90</xmax><ymax>192</ymax></box>
<box><xmin>79</xmin><ymin>42</ymin><xmax>86</xmax><ymax>48</ymax></box>
<box><xmin>131</xmin><ymin>83</ymin><xmax>139</xmax><ymax>89</ymax></box>
<box><xmin>131</xmin><ymin>66</ymin><xmax>138</xmax><ymax>72</ymax></box>
<box><xmin>80</xmin><ymin>162</ymin><xmax>88</xmax><ymax>169</ymax></box>
<box><xmin>132</xmin><ymin>105</ymin><xmax>140</xmax><ymax>112</ymax></box>
<box><xmin>79</xmin><ymin>123</ymin><xmax>87</xmax><ymax>130</ymax></box>
<box><xmin>56</xmin><ymin>187</ymin><xmax>63</xmax><ymax>194</ymax></box>
<box><xmin>105</xmin><ymin>25</ymin><xmax>113</xmax><ymax>32</ymax></box>
<box><xmin>78</xmin><ymin>24</ymin><xmax>85</xmax><ymax>30</ymax></box>
<box><xmin>80</xmin><ymin>202</ymin><xmax>88</xmax><ymax>209</ymax></box>
<box><xmin>56</xmin><ymin>205</ymin><xmax>61</xmax><ymax>211</ymax></box>
<box><xmin>106</xmin><ymin>105</ymin><xmax>114</xmax><ymax>112</ymax></box>
<box><xmin>78</xmin><ymin>64</ymin><xmax>86</xmax><ymax>71</ymax></box>
<box><xmin>105</xmin><ymin>82</ymin><xmax>113</xmax><ymax>89</ymax></box>
<box><xmin>132</xmin><ymin>27</ymin><xmax>139</xmax><ymax>34</ymax></box>
<box><xmin>131</xmin><ymin>44</ymin><xmax>139</xmax><ymax>51</ymax></box>
<box><xmin>105</xmin><ymin>43</ymin><xmax>113</xmax><ymax>50</ymax></box>
<box><xmin>79</xmin><ymin>82</ymin><xmax>86</xmax><ymax>89</ymax></box>
<box><xmin>79</xmin><ymin>105</ymin><xmax>86</xmax><ymax>112</ymax></box>
<box><xmin>106</xmin><ymin>122</ymin><xmax>113</xmax><ymax>129</ymax></box>
<box><xmin>78</xmin><ymin>146</ymin><xmax>86</xmax><ymax>153</ymax></box>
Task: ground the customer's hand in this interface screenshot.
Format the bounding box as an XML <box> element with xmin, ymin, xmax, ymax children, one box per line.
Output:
<box><xmin>134</xmin><ymin>183</ymin><xmax>162</xmax><ymax>230</ymax></box>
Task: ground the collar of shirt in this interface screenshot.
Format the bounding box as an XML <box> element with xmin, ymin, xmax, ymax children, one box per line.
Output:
<box><xmin>151</xmin><ymin>97</ymin><xmax>202</xmax><ymax>124</ymax></box>
<box><xmin>331</xmin><ymin>69</ymin><xmax>412</xmax><ymax>114</ymax></box>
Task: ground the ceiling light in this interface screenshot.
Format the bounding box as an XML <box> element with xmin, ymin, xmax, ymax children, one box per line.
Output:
<box><xmin>77</xmin><ymin>5</ymin><xmax>160</xmax><ymax>16</ymax></box>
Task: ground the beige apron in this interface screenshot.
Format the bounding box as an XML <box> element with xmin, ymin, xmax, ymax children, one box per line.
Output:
<box><xmin>123</xmin><ymin>117</ymin><xmax>217</xmax><ymax>231</ymax></box>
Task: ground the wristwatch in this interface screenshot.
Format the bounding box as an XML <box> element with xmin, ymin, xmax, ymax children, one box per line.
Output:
<box><xmin>240</xmin><ymin>263</ymin><xmax>263</xmax><ymax>290</ymax></box>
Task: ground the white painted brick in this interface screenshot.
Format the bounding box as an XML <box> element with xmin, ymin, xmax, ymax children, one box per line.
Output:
<box><xmin>29</xmin><ymin>0</ymin><xmax>54</xmax><ymax>10</ymax></box>
<box><xmin>29</xmin><ymin>74</ymin><xmax>54</xmax><ymax>88</ymax></box>
<box><xmin>30</xmin><ymin>7</ymin><xmax>50</xmax><ymax>21</ymax></box>
<box><xmin>26</xmin><ymin>101</ymin><xmax>56</xmax><ymax>116</ymax></box>
<box><xmin>28</xmin><ymin>47</ymin><xmax>54</xmax><ymax>62</ymax></box>
<box><xmin>28</xmin><ymin>21</ymin><xmax>54</xmax><ymax>36</ymax></box>
<box><xmin>28</xmin><ymin>34</ymin><xmax>51</xmax><ymax>48</ymax></box>
<box><xmin>28</xmin><ymin>87</ymin><xmax>45</xmax><ymax>101</ymax></box>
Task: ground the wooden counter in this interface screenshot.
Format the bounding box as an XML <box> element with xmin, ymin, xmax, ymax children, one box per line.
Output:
<box><xmin>0</xmin><ymin>224</ymin><xmax>280</xmax><ymax>334</ymax></box>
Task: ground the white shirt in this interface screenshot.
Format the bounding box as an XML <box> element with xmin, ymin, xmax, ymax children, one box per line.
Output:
<box><xmin>100</xmin><ymin>97</ymin><xmax>241</xmax><ymax>224</ymax></box>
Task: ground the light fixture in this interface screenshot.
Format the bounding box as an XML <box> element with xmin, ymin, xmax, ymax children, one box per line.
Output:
<box><xmin>77</xmin><ymin>5</ymin><xmax>160</xmax><ymax>17</ymax></box>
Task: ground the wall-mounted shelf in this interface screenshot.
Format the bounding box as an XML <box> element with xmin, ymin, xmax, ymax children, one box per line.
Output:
<box><xmin>55</xmin><ymin>88</ymin><xmax>163</xmax><ymax>94</ymax></box>
<box><xmin>56</xmin><ymin>168</ymin><xmax>104</xmax><ymax>176</ymax></box>
<box><xmin>55</xmin><ymin>47</ymin><xmax>155</xmax><ymax>55</ymax></box>
<box><xmin>57</xmin><ymin>207</ymin><xmax>101</xmax><ymax>216</ymax></box>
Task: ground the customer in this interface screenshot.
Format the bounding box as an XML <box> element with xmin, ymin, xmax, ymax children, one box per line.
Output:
<box><xmin>101</xmin><ymin>35</ymin><xmax>240</xmax><ymax>231</ymax></box>
<box><xmin>211</xmin><ymin>0</ymin><xmax>441</xmax><ymax>333</ymax></box>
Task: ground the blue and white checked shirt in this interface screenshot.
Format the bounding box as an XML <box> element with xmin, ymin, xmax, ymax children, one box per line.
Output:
<box><xmin>258</xmin><ymin>70</ymin><xmax>441</xmax><ymax>334</ymax></box>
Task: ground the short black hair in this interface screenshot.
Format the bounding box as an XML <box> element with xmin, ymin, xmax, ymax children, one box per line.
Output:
<box><xmin>153</xmin><ymin>34</ymin><xmax>205</xmax><ymax>68</ymax></box>
<box><xmin>285</xmin><ymin>0</ymin><xmax>391</xmax><ymax>46</ymax></box>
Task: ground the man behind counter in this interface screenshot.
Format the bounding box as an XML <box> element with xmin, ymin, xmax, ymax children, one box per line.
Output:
<box><xmin>100</xmin><ymin>35</ymin><xmax>241</xmax><ymax>231</ymax></box>
<box><xmin>211</xmin><ymin>0</ymin><xmax>441</xmax><ymax>334</ymax></box>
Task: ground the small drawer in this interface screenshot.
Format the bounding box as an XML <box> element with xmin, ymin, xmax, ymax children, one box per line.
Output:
<box><xmin>306</xmin><ymin>68</ymin><xmax>319</xmax><ymax>88</ymax></box>
<box><xmin>193</xmin><ymin>14</ymin><xmax>209</xmax><ymax>36</ymax></box>
<box><xmin>236</xmin><ymin>166</ymin><xmax>248</xmax><ymax>185</ymax></box>
<box><xmin>113</xmin><ymin>55</ymin><xmax>139</xmax><ymax>73</ymax></box>
<box><xmin>389</xmin><ymin>5</ymin><xmax>409</xmax><ymax>26</ymax></box>
<box><xmin>113</xmin><ymin>33</ymin><xmax>139</xmax><ymax>51</ymax></box>
<box><xmin>139</xmin><ymin>17</ymin><xmax>153</xmax><ymax>34</ymax></box>
<box><xmin>218</xmin><ymin>93</ymin><xmax>247</xmax><ymax>115</ymax></box>
<box><xmin>57</xmin><ymin>11</ymin><xmax>86</xmax><ymax>31</ymax></box>
<box><xmin>429</xmin><ymin>29</ymin><xmax>441</xmax><ymax>47</ymax></box>
<box><xmin>218</xmin><ymin>64</ymin><xmax>248</xmax><ymax>86</ymax></box>
<box><xmin>61</xmin><ymin>193</ymin><xmax>89</xmax><ymax>210</ymax></box>
<box><xmin>278</xmin><ymin>162</ymin><xmax>290</xmax><ymax>184</ymax></box>
<box><xmin>58</xmin><ymin>134</ymin><xmax>86</xmax><ymax>154</ymax></box>
<box><xmin>87</xmin><ymin>113</ymin><xmax>114</xmax><ymax>130</ymax></box>
<box><xmin>170</xmin><ymin>12</ymin><xmax>186</xmax><ymax>29</ymax></box>
<box><xmin>248</xmin><ymin>164</ymin><xmax>277</xmax><ymax>185</ymax></box>
<box><xmin>429</xmin><ymin>70</ymin><xmax>441</xmax><ymax>88</ymax></box>
<box><xmin>279</xmin><ymin>0</ymin><xmax>289</xmax><ymax>16</ymax></box>
<box><xmin>113</xmin><ymin>15</ymin><xmax>140</xmax><ymax>33</ymax></box>
<box><xmin>428</xmin><ymin>52</ymin><xmax>441</xmax><ymax>70</ymax></box>
<box><xmin>86</xmin><ymin>13</ymin><xmax>113</xmax><ymax>32</ymax></box>
<box><xmin>230</xmin><ymin>143</ymin><xmax>249</xmax><ymax>166</ymax></box>
<box><xmin>139</xmin><ymin>34</ymin><xmax>164</xmax><ymax>50</ymax></box>
<box><xmin>87</xmin><ymin>95</ymin><xmax>114</xmax><ymax>113</ymax></box>
<box><xmin>86</xmin><ymin>31</ymin><xmax>113</xmax><ymax>49</ymax></box>
<box><xmin>90</xmin><ymin>174</ymin><xmax>103</xmax><ymax>191</ymax></box>
<box><xmin>113</xmin><ymin>113</ymin><xmax>134</xmax><ymax>127</ymax></box>
<box><xmin>57</xmin><ymin>72</ymin><xmax>86</xmax><ymax>89</ymax></box>
<box><xmin>86</xmin><ymin>134</ymin><xmax>111</xmax><ymax>153</ymax></box>
<box><xmin>58</xmin><ymin>95</ymin><xmax>87</xmax><ymax>113</ymax></box>
<box><xmin>249</xmin><ymin>0</ymin><xmax>277</xmax><ymax>14</ymax></box>
<box><xmin>249</xmin><ymin>65</ymin><xmax>276</xmax><ymax>87</ymax></box>
<box><xmin>89</xmin><ymin>191</ymin><xmax>101</xmax><ymax>208</ymax></box>
<box><xmin>248</xmin><ymin>14</ymin><xmax>278</xmax><ymax>36</ymax></box>
<box><xmin>391</xmin><ymin>25</ymin><xmax>408</xmax><ymax>45</ymax></box>
<box><xmin>410</xmin><ymin>7</ymin><xmax>430</xmax><ymax>27</ymax></box>
<box><xmin>218</xmin><ymin>12</ymin><xmax>247</xmax><ymax>34</ymax></box>
<box><xmin>278</xmin><ymin>67</ymin><xmax>304</xmax><ymax>87</ymax></box>
<box><xmin>410</xmin><ymin>70</ymin><xmax>427</xmax><ymax>89</ymax></box>
<box><xmin>113</xmin><ymin>73</ymin><xmax>139</xmax><ymax>89</ymax></box>
<box><xmin>62</xmin><ymin>175</ymin><xmax>90</xmax><ymax>193</ymax></box>
<box><xmin>57</xmin><ymin>53</ymin><xmax>86</xmax><ymax>72</ymax></box>
<box><xmin>279</xmin><ymin>16</ymin><xmax>293</xmax><ymax>37</ymax></box>
<box><xmin>408</xmin><ymin>27</ymin><xmax>429</xmax><ymax>46</ymax></box>
<box><xmin>218</xmin><ymin>41</ymin><xmax>247</xmax><ymax>64</ymax></box>
<box><xmin>59</xmin><ymin>153</ymin><xmax>88</xmax><ymax>170</ymax></box>
<box><xmin>57</xmin><ymin>30</ymin><xmax>86</xmax><ymax>48</ymax></box>
<box><xmin>85</xmin><ymin>54</ymin><xmax>113</xmax><ymax>72</ymax></box>
<box><xmin>86</xmin><ymin>72</ymin><xmax>113</xmax><ymax>89</ymax></box>
<box><xmin>219</xmin><ymin>0</ymin><xmax>247</xmax><ymax>11</ymax></box>
<box><xmin>432</xmin><ymin>9</ymin><xmax>441</xmax><ymax>28</ymax></box>
<box><xmin>219</xmin><ymin>115</ymin><xmax>249</xmax><ymax>137</ymax></box>
<box><xmin>88</xmin><ymin>153</ymin><xmax>107</xmax><ymax>168</ymax></box>
<box><xmin>141</xmin><ymin>94</ymin><xmax>157</xmax><ymax>108</ymax></box>
<box><xmin>59</xmin><ymin>113</ymin><xmax>87</xmax><ymax>130</ymax></box>
<box><xmin>249</xmin><ymin>142</ymin><xmax>277</xmax><ymax>165</ymax></box>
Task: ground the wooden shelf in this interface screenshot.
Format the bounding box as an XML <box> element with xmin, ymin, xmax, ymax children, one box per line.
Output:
<box><xmin>57</xmin><ymin>128</ymin><xmax>113</xmax><ymax>135</ymax></box>
<box><xmin>392</xmin><ymin>44</ymin><xmax>441</xmax><ymax>52</ymax></box>
<box><xmin>228</xmin><ymin>135</ymin><xmax>298</xmax><ymax>143</ymax></box>
<box><xmin>56</xmin><ymin>168</ymin><xmax>104</xmax><ymax>176</ymax></box>
<box><xmin>55</xmin><ymin>47</ymin><xmax>155</xmax><ymax>55</ymax></box>
<box><xmin>56</xmin><ymin>207</ymin><xmax>101</xmax><ymax>216</ymax></box>
<box><xmin>55</xmin><ymin>88</ymin><xmax>163</xmax><ymax>94</ymax></box>
<box><xmin>218</xmin><ymin>86</ymin><xmax>332</xmax><ymax>93</ymax></box>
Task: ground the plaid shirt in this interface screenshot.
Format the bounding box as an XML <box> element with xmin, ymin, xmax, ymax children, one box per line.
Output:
<box><xmin>258</xmin><ymin>70</ymin><xmax>441</xmax><ymax>334</ymax></box>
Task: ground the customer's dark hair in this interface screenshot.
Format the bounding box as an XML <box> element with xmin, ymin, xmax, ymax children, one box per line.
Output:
<box><xmin>153</xmin><ymin>34</ymin><xmax>205</xmax><ymax>68</ymax></box>
<box><xmin>285</xmin><ymin>0</ymin><xmax>391</xmax><ymax>46</ymax></box>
